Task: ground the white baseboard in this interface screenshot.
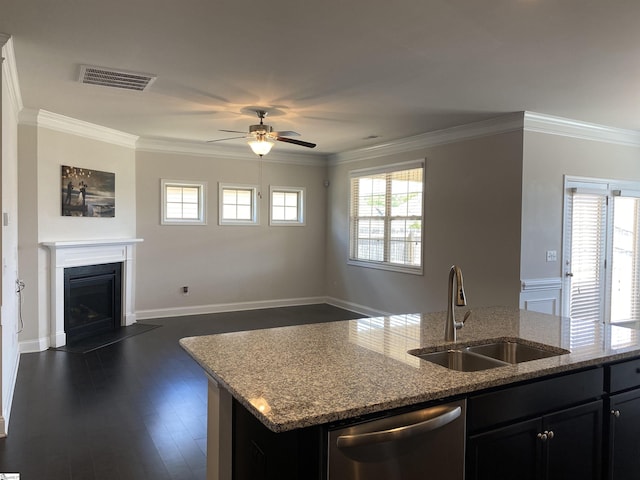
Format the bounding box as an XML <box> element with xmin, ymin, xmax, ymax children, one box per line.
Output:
<box><xmin>135</xmin><ymin>296</ymin><xmax>330</xmax><ymax>320</ymax></box>
<box><xmin>18</xmin><ymin>297</ymin><xmax>381</xmax><ymax>353</ymax></box>
<box><xmin>19</xmin><ymin>336</ymin><xmax>50</xmax><ymax>354</ymax></box>
<box><xmin>325</xmin><ymin>297</ymin><xmax>389</xmax><ymax>318</ymax></box>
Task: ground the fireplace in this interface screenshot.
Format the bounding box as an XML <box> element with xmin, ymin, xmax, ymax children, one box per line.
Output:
<box><xmin>43</xmin><ymin>239</ymin><xmax>143</xmax><ymax>348</ymax></box>
<box><xmin>64</xmin><ymin>262</ymin><xmax>122</xmax><ymax>344</ymax></box>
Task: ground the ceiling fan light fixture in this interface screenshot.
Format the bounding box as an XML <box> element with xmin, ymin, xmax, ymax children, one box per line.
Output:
<box><xmin>248</xmin><ymin>137</ymin><xmax>274</xmax><ymax>156</ymax></box>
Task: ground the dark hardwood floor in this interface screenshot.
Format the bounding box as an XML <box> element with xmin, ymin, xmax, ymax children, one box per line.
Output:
<box><xmin>0</xmin><ymin>304</ymin><xmax>363</xmax><ymax>480</ymax></box>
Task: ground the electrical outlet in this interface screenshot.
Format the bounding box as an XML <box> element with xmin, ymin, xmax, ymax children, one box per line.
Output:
<box><xmin>182</xmin><ymin>285</ymin><xmax>189</xmax><ymax>295</ymax></box>
<box><xmin>546</xmin><ymin>250</ymin><xmax>558</xmax><ymax>262</ymax></box>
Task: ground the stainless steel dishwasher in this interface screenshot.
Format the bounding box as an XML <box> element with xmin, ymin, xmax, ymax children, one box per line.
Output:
<box><xmin>327</xmin><ymin>399</ymin><xmax>466</xmax><ymax>480</ymax></box>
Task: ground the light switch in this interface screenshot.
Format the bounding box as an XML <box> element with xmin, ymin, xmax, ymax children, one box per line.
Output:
<box><xmin>546</xmin><ymin>250</ymin><xmax>558</xmax><ymax>262</ymax></box>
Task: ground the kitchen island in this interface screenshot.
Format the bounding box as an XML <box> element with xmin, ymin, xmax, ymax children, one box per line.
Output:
<box><xmin>179</xmin><ymin>306</ymin><xmax>640</xmax><ymax>479</ymax></box>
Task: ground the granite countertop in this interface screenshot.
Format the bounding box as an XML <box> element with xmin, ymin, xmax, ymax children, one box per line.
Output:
<box><xmin>179</xmin><ymin>306</ymin><xmax>640</xmax><ymax>433</ymax></box>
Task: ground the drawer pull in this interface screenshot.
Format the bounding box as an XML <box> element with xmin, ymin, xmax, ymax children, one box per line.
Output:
<box><xmin>537</xmin><ymin>432</ymin><xmax>547</xmax><ymax>441</ymax></box>
<box><xmin>611</xmin><ymin>409</ymin><xmax>621</xmax><ymax>418</ymax></box>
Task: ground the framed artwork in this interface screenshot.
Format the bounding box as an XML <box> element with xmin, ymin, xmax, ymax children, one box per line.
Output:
<box><xmin>61</xmin><ymin>165</ymin><xmax>115</xmax><ymax>217</ymax></box>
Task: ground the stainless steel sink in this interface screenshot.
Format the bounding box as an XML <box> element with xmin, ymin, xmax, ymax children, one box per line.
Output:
<box><xmin>409</xmin><ymin>338</ymin><xmax>569</xmax><ymax>371</ymax></box>
<box><xmin>412</xmin><ymin>349</ymin><xmax>509</xmax><ymax>372</ymax></box>
<box><xmin>465</xmin><ymin>340</ymin><xmax>567</xmax><ymax>364</ymax></box>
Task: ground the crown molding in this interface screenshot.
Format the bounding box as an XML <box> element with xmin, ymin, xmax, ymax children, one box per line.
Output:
<box><xmin>1</xmin><ymin>35</ymin><xmax>24</xmax><ymax>116</ymax></box>
<box><xmin>329</xmin><ymin>112</ymin><xmax>525</xmax><ymax>165</ymax></box>
<box><xmin>19</xmin><ymin>109</ymin><xmax>138</xmax><ymax>148</ymax></box>
<box><xmin>523</xmin><ymin>111</ymin><xmax>640</xmax><ymax>147</ymax></box>
<box><xmin>328</xmin><ymin>110</ymin><xmax>640</xmax><ymax>166</ymax></box>
<box><xmin>136</xmin><ymin>136</ymin><xmax>328</xmax><ymax>166</ymax></box>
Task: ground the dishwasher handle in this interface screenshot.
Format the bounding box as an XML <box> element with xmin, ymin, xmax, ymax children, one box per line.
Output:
<box><xmin>336</xmin><ymin>405</ymin><xmax>461</xmax><ymax>449</ymax></box>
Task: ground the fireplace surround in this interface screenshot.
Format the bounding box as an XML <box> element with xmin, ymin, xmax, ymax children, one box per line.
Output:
<box><xmin>43</xmin><ymin>239</ymin><xmax>143</xmax><ymax>347</ymax></box>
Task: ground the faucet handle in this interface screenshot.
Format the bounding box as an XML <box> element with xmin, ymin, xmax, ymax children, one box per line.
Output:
<box><xmin>462</xmin><ymin>310</ymin><xmax>472</xmax><ymax>325</ymax></box>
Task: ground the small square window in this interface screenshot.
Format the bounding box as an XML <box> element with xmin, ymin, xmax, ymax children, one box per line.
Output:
<box><xmin>219</xmin><ymin>183</ymin><xmax>259</xmax><ymax>225</ymax></box>
<box><xmin>161</xmin><ymin>179</ymin><xmax>206</xmax><ymax>225</ymax></box>
<box><xmin>270</xmin><ymin>186</ymin><xmax>305</xmax><ymax>225</ymax></box>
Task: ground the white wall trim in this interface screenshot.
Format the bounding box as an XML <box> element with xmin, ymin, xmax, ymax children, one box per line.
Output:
<box><xmin>1</xmin><ymin>36</ymin><xmax>24</xmax><ymax>117</ymax></box>
<box><xmin>329</xmin><ymin>112</ymin><xmax>525</xmax><ymax>165</ymax></box>
<box><xmin>521</xmin><ymin>277</ymin><xmax>563</xmax><ymax>291</ymax></box>
<box><xmin>0</xmin><ymin>348</ymin><xmax>20</xmax><ymax>435</ymax></box>
<box><xmin>329</xmin><ymin>110</ymin><xmax>640</xmax><ymax>166</ymax></box>
<box><xmin>136</xmin><ymin>136</ymin><xmax>328</xmax><ymax>166</ymax></box>
<box><xmin>135</xmin><ymin>296</ymin><xmax>330</xmax><ymax>320</ymax></box>
<box><xmin>19</xmin><ymin>108</ymin><xmax>139</xmax><ymax>148</ymax></box>
<box><xmin>519</xmin><ymin>277</ymin><xmax>563</xmax><ymax>316</ymax></box>
<box><xmin>524</xmin><ymin>111</ymin><xmax>640</xmax><ymax>147</ymax></box>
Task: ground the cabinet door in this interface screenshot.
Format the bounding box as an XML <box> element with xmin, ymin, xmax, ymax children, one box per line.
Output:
<box><xmin>608</xmin><ymin>389</ymin><xmax>640</xmax><ymax>480</ymax></box>
<box><xmin>544</xmin><ymin>400</ymin><xmax>603</xmax><ymax>480</ymax></box>
<box><xmin>467</xmin><ymin>417</ymin><xmax>543</xmax><ymax>480</ymax></box>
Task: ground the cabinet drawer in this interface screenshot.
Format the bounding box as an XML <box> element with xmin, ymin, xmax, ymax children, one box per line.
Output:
<box><xmin>607</xmin><ymin>357</ymin><xmax>640</xmax><ymax>393</ymax></box>
<box><xmin>468</xmin><ymin>367</ymin><xmax>603</xmax><ymax>433</ymax></box>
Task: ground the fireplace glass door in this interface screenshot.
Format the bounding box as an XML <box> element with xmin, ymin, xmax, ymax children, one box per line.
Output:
<box><xmin>64</xmin><ymin>262</ymin><xmax>122</xmax><ymax>343</ymax></box>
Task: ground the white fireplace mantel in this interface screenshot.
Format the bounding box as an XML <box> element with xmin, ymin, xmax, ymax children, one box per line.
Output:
<box><xmin>42</xmin><ymin>238</ymin><xmax>143</xmax><ymax>347</ymax></box>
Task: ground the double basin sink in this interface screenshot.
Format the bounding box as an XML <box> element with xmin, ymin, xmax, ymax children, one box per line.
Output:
<box><xmin>409</xmin><ymin>338</ymin><xmax>569</xmax><ymax>372</ymax></box>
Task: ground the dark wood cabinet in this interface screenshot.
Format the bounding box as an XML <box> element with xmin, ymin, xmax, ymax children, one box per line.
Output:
<box><xmin>233</xmin><ymin>398</ymin><xmax>325</xmax><ymax>480</ymax></box>
<box><xmin>605</xmin><ymin>358</ymin><xmax>640</xmax><ymax>480</ymax></box>
<box><xmin>544</xmin><ymin>401</ymin><xmax>602</xmax><ymax>480</ymax></box>
<box><xmin>467</xmin><ymin>400</ymin><xmax>602</xmax><ymax>480</ymax></box>
<box><xmin>467</xmin><ymin>417</ymin><xmax>542</xmax><ymax>480</ymax></box>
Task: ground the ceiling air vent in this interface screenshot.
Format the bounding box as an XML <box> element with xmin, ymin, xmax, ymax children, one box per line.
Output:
<box><xmin>79</xmin><ymin>65</ymin><xmax>157</xmax><ymax>91</ymax></box>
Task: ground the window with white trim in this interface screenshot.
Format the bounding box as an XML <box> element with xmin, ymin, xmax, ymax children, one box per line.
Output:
<box><xmin>270</xmin><ymin>186</ymin><xmax>305</xmax><ymax>225</ymax></box>
<box><xmin>563</xmin><ymin>178</ymin><xmax>640</xmax><ymax>349</ymax></box>
<box><xmin>219</xmin><ymin>183</ymin><xmax>259</xmax><ymax>225</ymax></box>
<box><xmin>161</xmin><ymin>179</ymin><xmax>207</xmax><ymax>225</ymax></box>
<box><xmin>349</xmin><ymin>161</ymin><xmax>424</xmax><ymax>274</ymax></box>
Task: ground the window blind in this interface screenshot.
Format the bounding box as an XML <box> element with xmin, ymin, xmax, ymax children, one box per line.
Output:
<box><xmin>567</xmin><ymin>191</ymin><xmax>607</xmax><ymax>347</ymax></box>
<box><xmin>349</xmin><ymin>163</ymin><xmax>424</xmax><ymax>271</ymax></box>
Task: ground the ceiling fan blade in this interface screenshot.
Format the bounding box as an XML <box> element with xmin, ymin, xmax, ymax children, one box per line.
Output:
<box><xmin>206</xmin><ymin>135</ymin><xmax>247</xmax><ymax>143</ymax></box>
<box><xmin>219</xmin><ymin>129</ymin><xmax>248</xmax><ymax>134</ymax></box>
<box><xmin>272</xmin><ymin>131</ymin><xmax>300</xmax><ymax>137</ymax></box>
<box><xmin>276</xmin><ymin>137</ymin><xmax>317</xmax><ymax>148</ymax></box>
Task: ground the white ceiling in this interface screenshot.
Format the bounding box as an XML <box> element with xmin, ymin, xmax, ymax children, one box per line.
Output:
<box><xmin>2</xmin><ymin>0</ymin><xmax>639</xmax><ymax>156</ymax></box>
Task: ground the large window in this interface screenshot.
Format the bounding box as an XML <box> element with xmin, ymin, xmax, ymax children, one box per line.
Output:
<box><xmin>218</xmin><ymin>183</ymin><xmax>258</xmax><ymax>225</ymax></box>
<box><xmin>161</xmin><ymin>179</ymin><xmax>207</xmax><ymax>225</ymax></box>
<box><xmin>349</xmin><ymin>161</ymin><xmax>424</xmax><ymax>273</ymax></box>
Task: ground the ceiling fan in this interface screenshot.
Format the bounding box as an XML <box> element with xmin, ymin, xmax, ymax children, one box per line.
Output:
<box><xmin>207</xmin><ymin>110</ymin><xmax>316</xmax><ymax>157</ymax></box>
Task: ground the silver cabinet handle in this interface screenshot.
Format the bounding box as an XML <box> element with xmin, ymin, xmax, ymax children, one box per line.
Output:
<box><xmin>537</xmin><ymin>430</ymin><xmax>554</xmax><ymax>441</ymax></box>
<box><xmin>611</xmin><ymin>409</ymin><xmax>621</xmax><ymax>418</ymax></box>
<box><xmin>336</xmin><ymin>406</ymin><xmax>461</xmax><ymax>449</ymax></box>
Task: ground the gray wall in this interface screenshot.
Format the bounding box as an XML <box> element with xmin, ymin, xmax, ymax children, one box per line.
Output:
<box><xmin>521</xmin><ymin>131</ymin><xmax>640</xmax><ymax>281</ymax></box>
<box><xmin>135</xmin><ymin>150</ymin><xmax>328</xmax><ymax>316</ymax></box>
<box><xmin>17</xmin><ymin>124</ymin><xmax>136</xmax><ymax>351</ymax></box>
<box><xmin>325</xmin><ymin>131</ymin><xmax>524</xmax><ymax>314</ymax></box>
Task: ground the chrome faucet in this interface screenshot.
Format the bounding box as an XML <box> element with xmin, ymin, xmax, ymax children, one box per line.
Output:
<box><xmin>445</xmin><ymin>265</ymin><xmax>470</xmax><ymax>342</ymax></box>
